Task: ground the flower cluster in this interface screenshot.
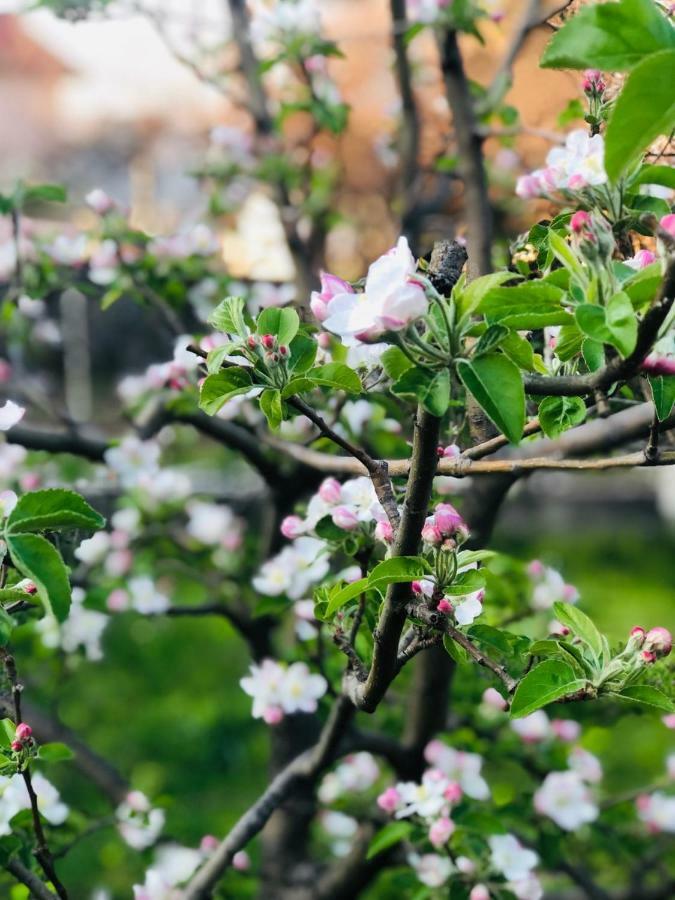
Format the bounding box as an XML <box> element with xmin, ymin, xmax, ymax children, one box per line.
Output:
<box><xmin>253</xmin><ymin>536</ymin><xmax>330</xmax><ymax>599</ymax></box>
<box><xmin>0</xmin><ymin>772</ymin><xmax>68</xmax><ymax>836</ymax></box>
<box><xmin>526</xmin><ymin>560</ymin><xmax>579</xmax><ymax>612</ymax></box>
<box><xmin>281</xmin><ymin>475</ymin><xmax>389</xmax><ymax>541</ymax></box>
<box><xmin>240</xmin><ymin>658</ymin><xmax>327</xmax><ymax>724</ymax></box>
<box><xmin>516</xmin><ymin>130</ymin><xmax>607</xmax><ymax>199</ymax></box>
<box><xmin>318</xmin><ymin>752</ymin><xmax>380</xmax><ymax>804</ymax></box>
<box><xmin>534</xmin><ymin>755</ymin><xmax>601</xmax><ymax>830</ymax></box>
<box><xmin>116</xmin><ymin>790</ymin><xmax>166</xmax><ymax>850</ymax></box>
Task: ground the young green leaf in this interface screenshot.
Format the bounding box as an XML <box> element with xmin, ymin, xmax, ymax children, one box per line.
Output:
<box><xmin>392</xmin><ymin>366</ymin><xmax>451</xmax><ymax>417</ymax></box>
<box><xmin>38</xmin><ymin>743</ymin><xmax>75</xmax><ymax>763</ymax></box>
<box><xmin>538</xmin><ymin>396</ymin><xmax>587</xmax><ymax>439</ymax></box>
<box><xmin>367</xmin><ymin>556</ymin><xmax>429</xmax><ymax>592</ymax></box>
<box><xmin>6</xmin><ymin>489</ymin><xmax>105</xmax><ymax>535</ymax></box>
<box><xmin>510</xmin><ymin>660</ymin><xmax>587</xmax><ymax>718</ymax></box>
<box><xmin>442</xmin><ymin>633</ymin><xmax>470</xmax><ymax>666</ymax></box>
<box><xmin>366</xmin><ymin>821</ymin><xmax>412</xmax><ymax>860</ymax></box>
<box><xmin>257</xmin><ymin>307</ymin><xmax>300</xmax><ymax>346</ymax></box>
<box><xmin>605</xmin><ymin>292</ymin><xmax>638</xmax><ymax>356</ymax></box>
<box><xmin>615</xmin><ymin>684</ymin><xmax>674</xmax><ymax>712</ymax></box>
<box><xmin>311</xmin><ymin>363</ymin><xmax>362</xmax><ymax>393</ymax></box>
<box><xmin>541</xmin><ymin>0</ymin><xmax>675</xmax><ymax>71</ymax></box>
<box><xmin>381</xmin><ymin>346</ymin><xmax>414</xmax><ymax>381</ymax></box>
<box><xmin>199</xmin><ymin>368</ymin><xmax>253</xmax><ymax>415</ymax></box>
<box><xmin>477</xmin><ymin>282</ymin><xmax>571</xmax><ymax>330</ymax></box>
<box><xmin>444</xmin><ymin>569</ymin><xmax>486</xmax><ymax>596</ymax></box>
<box><xmin>208</xmin><ymin>296</ymin><xmax>247</xmax><ymax>335</ymax></box>
<box><xmin>648</xmin><ymin>374</ymin><xmax>675</xmax><ymax>421</ymax></box>
<box><xmin>259</xmin><ymin>389</ymin><xmax>284</xmax><ymax>430</ymax></box>
<box><xmin>325</xmin><ymin>577</ymin><xmax>369</xmax><ymax>618</ymax></box>
<box><xmin>6</xmin><ymin>533</ymin><xmax>72</xmax><ymax>622</ymax></box>
<box><xmin>552</xmin><ymin>602</ymin><xmax>605</xmax><ymax>663</ymax></box>
<box><xmin>605</xmin><ymin>49</ymin><xmax>675</xmax><ymax>182</ymax></box>
<box><xmin>457</xmin><ymin>354</ymin><xmax>525</xmax><ymax>445</ymax></box>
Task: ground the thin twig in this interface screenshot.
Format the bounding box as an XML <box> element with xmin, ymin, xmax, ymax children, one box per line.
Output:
<box><xmin>4</xmin><ymin>858</ymin><xmax>58</xmax><ymax>900</ymax></box>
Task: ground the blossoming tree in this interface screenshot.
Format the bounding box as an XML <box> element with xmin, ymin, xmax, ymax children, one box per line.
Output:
<box><xmin>0</xmin><ymin>0</ymin><xmax>674</xmax><ymax>898</ymax></box>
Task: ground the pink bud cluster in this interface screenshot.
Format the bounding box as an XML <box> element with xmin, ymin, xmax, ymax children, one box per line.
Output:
<box><xmin>631</xmin><ymin>626</ymin><xmax>672</xmax><ymax>663</ymax></box>
<box><xmin>582</xmin><ymin>69</ymin><xmax>606</xmax><ymax>96</ymax></box>
<box><xmin>421</xmin><ymin>503</ymin><xmax>468</xmax><ymax>549</ymax></box>
<box><xmin>11</xmin><ymin>722</ymin><xmax>33</xmax><ymax>753</ymax></box>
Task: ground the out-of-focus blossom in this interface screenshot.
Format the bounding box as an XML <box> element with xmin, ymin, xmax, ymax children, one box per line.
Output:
<box><xmin>408</xmin><ymin>852</ymin><xmax>454</xmax><ymax>888</ymax></box>
<box><xmin>117</xmin><ymin>792</ymin><xmax>165</xmax><ymax>850</ymax></box>
<box><xmin>0</xmin><ymin>399</ymin><xmax>25</xmax><ymax>431</ymax></box>
<box><xmin>424</xmin><ymin>741</ymin><xmax>490</xmax><ymax>800</ymax></box>
<box><xmin>489</xmin><ymin>833</ymin><xmax>539</xmax><ymax>882</ymax></box>
<box><xmin>534</xmin><ymin>770</ymin><xmax>599</xmax><ymax>830</ymax></box>
<box><xmin>318</xmin><ymin>752</ymin><xmax>380</xmax><ymax>803</ymax></box>
<box><xmin>128</xmin><ymin>577</ymin><xmax>171</xmax><ymax>615</ymax></box>
<box><xmin>636</xmin><ymin>792</ymin><xmax>675</xmax><ymax>833</ymax></box>
<box><xmin>36</xmin><ymin>588</ymin><xmax>108</xmax><ymax>662</ymax></box>
<box><xmin>516</xmin><ymin>130</ymin><xmax>607</xmax><ymax>198</ymax></box>
<box><xmin>253</xmin><ymin>537</ymin><xmax>329</xmax><ymax>599</ymax></box>
<box><xmin>510</xmin><ymin>711</ymin><xmax>551</xmax><ymax>743</ymax></box>
<box><xmin>240</xmin><ymin>658</ymin><xmax>327</xmax><ymax>723</ymax></box>
<box><xmin>104</xmin><ymin>437</ymin><xmax>161</xmax><ymax>489</ymax></box>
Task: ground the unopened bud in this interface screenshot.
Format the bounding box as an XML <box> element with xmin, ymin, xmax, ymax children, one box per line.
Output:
<box><xmin>278</xmin><ymin>344</ymin><xmax>289</xmax><ymax>357</ymax></box>
<box><xmin>375</xmin><ymin>519</ymin><xmax>394</xmax><ymax>544</ymax></box>
<box><xmin>443</xmin><ymin>781</ymin><xmax>463</xmax><ymax>803</ymax></box>
<box><xmin>280</xmin><ymin>515</ymin><xmax>304</xmax><ymax>539</ymax></box>
<box><xmin>377</xmin><ymin>786</ymin><xmax>401</xmax><ymax>814</ymax></box>
<box><xmin>642</xmin><ymin>650</ymin><xmax>656</xmax><ymax>664</ymax></box>
<box><xmin>261</xmin><ymin>334</ymin><xmax>275</xmax><ymax>350</ymax></box>
<box><xmin>644</xmin><ymin>627</ymin><xmax>672</xmax><ymax>659</ymax></box>
<box><xmin>247</xmin><ymin>335</ymin><xmax>257</xmax><ymax>349</ymax></box>
<box><xmin>421</xmin><ymin>522</ymin><xmax>443</xmax><ymax>546</ymax></box>
<box><xmin>318</xmin><ymin>477</ymin><xmax>342</xmax><ymax>504</ymax></box>
<box><xmin>470</xmin><ymin>886</ymin><xmax>490</xmax><ymax>900</ymax></box>
<box><xmin>429</xmin><ymin>816</ymin><xmax>455</xmax><ymax>848</ymax></box>
<box><xmin>331</xmin><ymin>506</ymin><xmax>360</xmax><ymax>531</ymax></box>
<box><xmin>10</xmin><ymin>741</ymin><xmax>23</xmax><ymax>752</ymax></box>
<box><xmin>437</xmin><ymin>598</ymin><xmax>453</xmax><ymax>614</ymax></box>
<box><xmin>15</xmin><ymin>723</ymin><xmax>32</xmax><ymax>741</ymax></box>
<box><xmin>629</xmin><ymin>626</ymin><xmax>646</xmax><ymax>647</ymax></box>
<box><xmin>570</xmin><ymin>210</ymin><xmax>592</xmax><ymax>234</ymax></box>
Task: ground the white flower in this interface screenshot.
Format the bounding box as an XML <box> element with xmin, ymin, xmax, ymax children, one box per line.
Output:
<box><xmin>186</xmin><ymin>501</ymin><xmax>239</xmax><ymax>547</ymax></box>
<box><xmin>152</xmin><ymin>843</ymin><xmax>203</xmax><ymax>885</ymax></box>
<box><xmin>0</xmin><ymin>773</ymin><xmax>69</xmax><ymax>835</ymax></box>
<box><xmin>0</xmin><ymin>444</ymin><xmax>26</xmax><ymax>480</ymax></box>
<box><xmin>250</xmin><ymin>0</ymin><xmax>321</xmax><ymax>47</ymax></box>
<box><xmin>111</xmin><ymin>506</ymin><xmax>141</xmax><ymax>537</ymax></box>
<box><xmin>0</xmin><ymin>490</ymin><xmax>18</xmax><ymax>518</ymax></box>
<box><xmin>517</xmin><ymin>130</ymin><xmax>607</xmax><ymax>198</ymax></box>
<box><xmin>488</xmin><ymin>834</ymin><xmax>538</xmax><ymax>882</ymax></box>
<box><xmin>568</xmin><ymin>747</ymin><xmax>603</xmax><ymax>784</ymax></box>
<box><xmin>318</xmin><ymin>752</ymin><xmax>380</xmax><ymax>803</ymax></box>
<box><xmin>636</xmin><ymin>792</ymin><xmax>675</xmax><ymax>833</ymax></box>
<box><xmin>253</xmin><ymin>537</ymin><xmax>329</xmax><ymax>600</ymax></box>
<box><xmin>510</xmin><ymin>710</ymin><xmax>551</xmax><ymax>743</ymax></box>
<box><xmin>530</xmin><ymin>564</ymin><xmax>578</xmax><ymax>610</ymax></box>
<box><xmin>408</xmin><ymin>852</ymin><xmax>454</xmax><ymax>888</ymax></box>
<box><xmin>75</xmin><ymin>531</ymin><xmax>111</xmax><ymax>566</ymax></box>
<box><xmin>117</xmin><ymin>794</ymin><xmax>165</xmax><ymax>850</ymax></box>
<box><xmin>0</xmin><ymin>399</ymin><xmax>25</xmax><ymax>431</ymax></box>
<box><xmin>424</xmin><ymin>741</ymin><xmax>490</xmax><ymax>800</ymax></box>
<box><xmin>241</xmin><ymin>659</ymin><xmax>327</xmax><ymax>723</ymax></box>
<box><xmin>89</xmin><ymin>239</ymin><xmax>118</xmax><ymax>285</ymax></box>
<box><xmin>320</xmin><ymin>810</ymin><xmax>358</xmax><ymax>857</ymax></box>
<box><xmin>137</xmin><ymin>469</ymin><xmax>192</xmax><ymax>504</ymax></box>
<box><xmin>104</xmin><ymin>437</ymin><xmax>161</xmax><ymax>489</ymax></box>
<box><xmin>508</xmin><ymin>875</ymin><xmax>544</xmax><ymax>900</ymax></box>
<box><xmin>128</xmin><ymin>577</ymin><xmax>171</xmax><ymax>615</ymax></box>
<box><xmin>406</xmin><ymin>0</ymin><xmax>448</xmax><ymax>23</ymax></box>
<box><xmin>534</xmin><ymin>771</ymin><xmax>598</xmax><ymax>830</ymax></box>
<box><xmin>323</xmin><ymin>237</ymin><xmax>427</xmax><ymax>345</ymax></box>
<box><xmin>45</xmin><ymin>234</ymin><xmax>88</xmax><ymax>266</ymax></box>
<box><xmin>454</xmin><ymin>592</ymin><xmax>484</xmax><ymax>626</ymax></box>
<box><xmin>133</xmin><ymin>870</ymin><xmax>180</xmax><ymax>900</ymax></box>
<box><xmin>395</xmin><ymin>770</ymin><xmax>451</xmax><ymax>820</ymax></box>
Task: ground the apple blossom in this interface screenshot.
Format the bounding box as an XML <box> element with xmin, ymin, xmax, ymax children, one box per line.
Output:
<box><xmin>36</xmin><ymin>588</ymin><xmax>109</xmax><ymax>661</ymax></box>
<box><xmin>640</xmin><ymin>355</ymin><xmax>675</xmax><ymax>376</ymax></box>
<box><xmin>625</xmin><ymin>249</ymin><xmax>657</xmax><ymax>270</ymax></box>
<box><xmin>516</xmin><ymin>130</ymin><xmax>607</xmax><ymax>199</ymax></box>
<box><xmin>408</xmin><ymin>852</ymin><xmax>454</xmax><ymax>888</ymax></box>
<box><xmin>0</xmin><ymin>773</ymin><xmax>69</xmax><ymax>836</ymax></box>
<box><xmin>117</xmin><ymin>793</ymin><xmax>165</xmax><ymax>850</ymax></box>
<box><xmin>644</xmin><ymin>627</ymin><xmax>672</xmax><ymax>658</ymax></box>
<box><xmin>660</xmin><ymin>213</ymin><xmax>675</xmax><ymax>238</ymax></box>
<box><xmin>394</xmin><ymin>769</ymin><xmax>453</xmax><ymax>819</ymax></box>
<box><xmin>550</xmin><ymin>719</ymin><xmax>581</xmax><ymax>743</ymax></box>
<box><xmin>186</xmin><ymin>500</ymin><xmax>241</xmax><ymax>547</ymax></box>
<box><xmin>470</xmin><ymin>886</ymin><xmax>490</xmax><ymax>900</ymax></box>
<box><xmin>508</xmin><ymin>875</ymin><xmax>544</xmax><ymax>900</ymax></box>
<box><xmin>311</xmin><ymin>272</ymin><xmax>354</xmax><ymax>322</ymax></box>
<box><xmin>85</xmin><ymin>188</ymin><xmax>115</xmax><ymax>215</ymax></box>
<box><xmin>510</xmin><ymin>711</ymin><xmax>551</xmax><ymax>743</ymax></box>
<box><xmin>15</xmin><ymin>723</ymin><xmax>32</xmax><ymax>741</ymax></box>
<box><xmin>323</xmin><ymin>237</ymin><xmax>428</xmax><ymax>344</ymax></box>
<box><xmin>482</xmin><ymin>687</ymin><xmax>508</xmax><ymax>711</ymax></box>
<box><xmin>424</xmin><ymin>741</ymin><xmax>490</xmax><ymax>800</ymax></box>
<box><xmin>320</xmin><ymin>810</ymin><xmax>359</xmax><ymax>856</ymax></box>
<box><xmin>377</xmin><ymin>786</ymin><xmax>401</xmax><ymax>814</ymax></box>
<box><xmin>128</xmin><ymin>577</ymin><xmax>171</xmax><ymax>615</ymax></box>
<box><xmin>253</xmin><ymin>537</ymin><xmax>329</xmax><ymax>599</ymax></box>
<box><xmin>534</xmin><ymin>770</ymin><xmax>599</xmax><ymax>830</ymax></box>
<box><xmin>318</xmin><ymin>477</ymin><xmax>342</xmax><ymax>504</ymax></box>
<box><xmin>0</xmin><ymin>399</ymin><xmax>25</xmax><ymax>431</ymax></box>
<box><xmin>636</xmin><ymin>792</ymin><xmax>675</xmax><ymax>833</ymax></box>
<box><xmin>568</xmin><ymin>747</ymin><xmax>603</xmax><ymax>784</ymax></box>
<box><xmin>0</xmin><ymin>489</ymin><xmax>18</xmax><ymax>518</ymax></box>
<box><xmin>318</xmin><ymin>752</ymin><xmax>380</xmax><ymax>803</ymax></box>
<box><xmin>488</xmin><ymin>833</ymin><xmax>539</xmax><ymax>882</ymax></box>
<box><xmin>454</xmin><ymin>590</ymin><xmax>484</xmax><ymax>626</ymax></box>
<box><xmin>240</xmin><ymin>659</ymin><xmax>327</xmax><ymax>722</ymax></box>
<box><xmin>429</xmin><ymin>815</ymin><xmax>455</xmax><ymax>847</ymax></box>
<box><xmin>331</xmin><ymin>505</ymin><xmax>360</xmax><ymax>531</ymax></box>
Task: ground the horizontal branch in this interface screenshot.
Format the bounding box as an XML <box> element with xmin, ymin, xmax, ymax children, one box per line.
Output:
<box><xmin>4</xmin><ymin>858</ymin><xmax>57</xmax><ymax>900</ymax></box>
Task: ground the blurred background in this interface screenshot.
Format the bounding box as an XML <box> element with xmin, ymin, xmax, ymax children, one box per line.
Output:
<box><xmin>0</xmin><ymin>0</ymin><xmax>673</xmax><ymax>895</ymax></box>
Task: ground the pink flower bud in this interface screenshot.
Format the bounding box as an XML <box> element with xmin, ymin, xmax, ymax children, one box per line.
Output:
<box><xmin>375</xmin><ymin>519</ymin><xmax>394</xmax><ymax>544</ymax></box>
<box><xmin>261</xmin><ymin>334</ymin><xmax>275</xmax><ymax>350</ymax></box>
<box><xmin>631</xmin><ymin>249</ymin><xmax>657</xmax><ymax>269</ymax></box>
<box><xmin>411</xmin><ymin>581</ymin><xmax>423</xmax><ymax>595</ymax></box>
<box><xmin>456</xmin><ymin>856</ymin><xmax>476</xmax><ymax>874</ymax></box>
<box><xmin>436</xmin><ymin>445</ymin><xmax>445</xmax><ymax>458</ymax></box>
<box><xmin>644</xmin><ymin>627</ymin><xmax>672</xmax><ymax>659</ymax></box>
<box><xmin>660</xmin><ymin>213</ymin><xmax>675</xmax><ymax>239</ymax></box>
<box><xmin>107</xmin><ymin>588</ymin><xmax>130</xmax><ymax>612</ymax></box>
<box><xmin>15</xmin><ymin>723</ymin><xmax>32</xmax><ymax>741</ymax></box>
<box><xmin>20</xmin><ymin>473</ymin><xmax>41</xmax><ymax>491</ymax></box>
<box><xmin>636</xmin><ymin>793</ymin><xmax>651</xmax><ymax>813</ymax></box>
<box><xmin>443</xmin><ymin>781</ymin><xmax>463</xmax><ymax>803</ymax></box>
<box><xmin>551</xmin><ymin>719</ymin><xmax>581</xmax><ymax>742</ymax></box>
<box><xmin>200</xmin><ymin>835</ymin><xmax>219</xmax><ymax>853</ymax></box>
<box><xmin>376</xmin><ymin>786</ymin><xmax>400</xmax><ymax>814</ymax></box>
<box><xmin>516</xmin><ymin>173</ymin><xmax>542</xmax><ymax>199</ymax></box>
<box><xmin>527</xmin><ymin>560</ymin><xmax>545</xmax><ymax>578</ymax></box>
<box><xmin>331</xmin><ymin>506</ymin><xmax>360</xmax><ymax>531</ymax></box>
<box><xmin>433</xmin><ymin>503</ymin><xmax>464</xmax><ymax>536</ymax></box>
<box><xmin>22</xmin><ymin>580</ymin><xmax>37</xmax><ymax>595</ymax></box>
<box><xmin>437</xmin><ymin>598</ymin><xmax>453</xmax><ymax>614</ymax></box>
<box><xmin>278</xmin><ymin>344</ymin><xmax>289</xmax><ymax>357</ymax></box>
<box><xmin>318</xmin><ymin>477</ymin><xmax>342</xmax><ymax>505</ymax></box>
<box><xmin>582</xmin><ymin>69</ymin><xmax>605</xmax><ymax>94</ymax></box>
<box><xmin>317</xmin><ymin>331</ymin><xmax>332</xmax><ymax>349</ymax></box>
<box><xmin>280</xmin><ymin>515</ymin><xmax>304</xmax><ymax>539</ymax></box>
<box><xmin>247</xmin><ymin>335</ymin><xmax>258</xmax><ymax>349</ymax></box>
<box><xmin>640</xmin><ymin>355</ymin><xmax>675</xmax><ymax>377</ymax></box>
<box><xmin>570</xmin><ymin>210</ymin><xmax>592</xmax><ymax>234</ymax></box>
<box><xmin>662</xmin><ymin>713</ymin><xmax>675</xmax><ymax>729</ymax></box>
<box><xmin>429</xmin><ymin>816</ymin><xmax>455</xmax><ymax>848</ymax></box>
<box><xmin>642</xmin><ymin>650</ymin><xmax>656</xmax><ymax>664</ymax></box>
<box><xmin>470</xmin><ymin>886</ymin><xmax>490</xmax><ymax>900</ymax></box>
<box><xmin>11</xmin><ymin>741</ymin><xmax>23</xmax><ymax>752</ymax></box>
<box><xmin>630</xmin><ymin>626</ymin><xmax>646</xmax><ymax>645</ymax></box>
<box><xmin>263</xmin><ymin>706</ymin><xmax>283</xmax><ymax>725</ymax></box>
<box><xmin>310</xmin><ymin>294</ymin><xmax>329</xmax><ymax>322</ymax></box>
<box><xmin>421</xmin><ymin>522</ymin><xmax>443</xmax><ymax>546</ymax></box>
<box><xmin>482</xmin><ymin>687</ymin><xmax>507</xmax><ymax>711</ymax></box>
<box><xmin>232</xmin><ymin>850</ymin><xmax>251</xmax><ymax>871</ymax></box>
<box><xmin>443</xmin><ymin>443</ymin><xmax>461</xmax><ymax>459</ymax></box>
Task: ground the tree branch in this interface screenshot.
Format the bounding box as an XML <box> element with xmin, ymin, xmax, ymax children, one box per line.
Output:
<box><xmin>4</xmin><ymin>858</ymin><xmax>58</xmax><ymax>900</ymax></box>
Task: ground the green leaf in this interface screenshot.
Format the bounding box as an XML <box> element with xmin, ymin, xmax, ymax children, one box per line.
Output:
<box><xmin>288</xmin><ymin>334</ymin><xmax>317</xmax><ymax>373</ymax></box>
<box><xmin>473</xmin><ymin>324</ymin><xmax>509</xmax><ymax>357</ymax></box>
<box><xmin>443</xmin><ymin>633</ymin><xmax>470</xmax><ymax>666</ymax></box>
<box><xmin>477</xmin><ymin>283</ymin><xmax>571</xmax><ymax>330</ymax></box>
<box><xmin>456</xmin><ymin>272</ymin><xmax>515</xmax><ymax>322</ymax></box>
<box><xmin>548</xmin><ymin>229</ymin><xmax>585</xmax><ymax>279</ymax></box>
<box><xmin>616</xmin><ymin>684</ymin><xmax>674</xmax><ymax>712</ymax></box>
<box><xmin>648</xmin><ymin>374</ymin><xmax>675</xmax><ymax>421</ymax></box>
<box><xmin>553</xmin><ymin>602</ymin><xmax>604</xmax><ymax>662</ymax></box>
<box><xmin>257</xmin><ymin>307</ymin><xmax>299</xmax><ymax>346</ymax></box>
<box><xmin>367</xmin><ymin>556</ymin><xmax>429</xmax><ymax>593</ymax></box>
<box><xmin>324</xmin><ymin>578</ymin><xmax>369</xmax><ymax>618</ymax></box>
<box><xmin>605</xmin><ymin>49</ymin><xmax>675</xmax><ymax>182</ymax></box>
<box><xmin>0</xmin><ymin>607</ymin><xmax>14</xmax><ymax>647</ymax></box>
<box><xmin>582</xmin><ymin>339</ymin><xmax>605</xmax><ymax>372</ymax></box>
<box><xmin>6</xmin><ymin>533</ymin><xmax>72</xmax><ymax>622</ymax></box>
<box><xmin>623</xmin><ymin>262</ymin><xmax>662</xmax><ymax>309</ymax></box>
<box><xmin>538</xmin><ymin>396</ymin><xmax>587</xmax><ymax>439</ymax></box>
<box><xmin>38</xmin><ymin>742</ymin><xmax>74</xmax><ymax>763</ymax></box>
<box><xmin>555</xmin><ymin>324</ymin><xmax>583</xmax><ymax>363</ymax></box>
<box><xmin>469</xmin><ymin>624</ymin><xmax>530</xmax><ymax>658</ymax></box>
<box><xmin>392</xmin><ymin>366</ymin><xmax>450</xmax><ymax>417</ymax></box>
<box><xmin>606</xmin><ymin>292</ymin><xmax>638</xmax><ymax>356</ymax></box>
<box><xmin>381</xmin><ymin>346</ymin><xmax>414</xmax><ymax>381</ymax></box>
<box><xmin>457</xmin><ymin>354</ymin><xmax>525</xmax><ymax>445</ymax></box>
<box><xmin>366</xmin><ymin>821</ymin><xmax>412</xmax><ymax>860</ymax></box>
<box><xmin>456</xmin><ymin>549</ymin><xmax>497</xmax><ymax>568</ymax></box>
<box><xmin>311</xmin><ymin>363</ymin><xmax>362</xmax><ymax>393</ymax></box>
<box><xmin>208</xmin><ymin>296</ymin><xmax>247</xmax><ymax>335</ymax></box>
<box><xmin>6</xmin><ymin>489</ymin><xmax>105</xmax><ymax>535</ymax></box>
<box><xmin>23</xmin><ymin>183</ymin><xmax>67</xmax><ymax>205</ymax></box>
<box><xmin>444</xmin><ymin>569</ymin><xmax>486</xmax><ymax>596</ymax></box>
<box><xmin>510</xmin><ymin>660</ymin><xmax>587</xmax><ymax>718</ymax></box>
<box><xmin>500</xmin><ymin>332</ymin><xmax>537</xmax><ymax>372</ymax></box>
<box><xmin>259</xmin><ymin>389</ymin><xmax>283</xmax><ymax>430</ymax></box>
<box><xmin>199</xmin><ymin>368</ymin><xmax>253</xmax><ymax>415</ymax></box>
<box><xmin>541</xmin><ymin>0</ymin><xmax>675</xmax><ymax>71</ymax></box>
<box><xmin>634</xmin><ymin>164</ymin><xmax>675</xmax><ymax>190</ymax></box>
